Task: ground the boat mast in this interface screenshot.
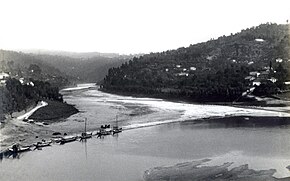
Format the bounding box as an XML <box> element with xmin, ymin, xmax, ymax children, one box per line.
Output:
<box><xmin>84</xmin><ymin>118</ymin><xmax>87</xmax><ymax>133</ymax></box>
<box><xmin>115</xmin><ymin>115</ymin><xmax>118</xmax><ymax>128</ymax></box>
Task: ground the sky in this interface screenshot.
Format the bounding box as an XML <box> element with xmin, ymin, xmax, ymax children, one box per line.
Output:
<box><xmin>0</xmin><ymin>0</ymin><xmax>289</xmax><ymax>54</ymax></box>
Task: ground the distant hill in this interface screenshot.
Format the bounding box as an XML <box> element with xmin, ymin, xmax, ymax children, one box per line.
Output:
<box><xmin>0</xmin><ymin>49</ymin><xmax>71</xmax><ymax>87</ymax></box>
<box><xmin>19</xmin><ymin>49</ymin><xmax>122</xmax><ymax>59</ymax></box>
<box><xmin>27</xmin><ymin>52</ymin><xmax>141</xmax><ymax>82</ymax></box>
<box><xmin>102</xmin><ymin>23</ymin><xmax>290</xmax><ymax>102</ymax></box>
<box><xmin>1</xmin><ymin>49</ymin><xmax>141</xmax><ymax>83</ymax></box>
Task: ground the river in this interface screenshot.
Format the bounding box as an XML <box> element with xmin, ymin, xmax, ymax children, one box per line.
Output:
<box><xmin>1</xmin><ymin>84</ymin><xmax>290</xmax><ymax>181</ymax></box>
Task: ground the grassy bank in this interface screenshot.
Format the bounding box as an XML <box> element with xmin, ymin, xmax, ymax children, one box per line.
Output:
<box><xmin>28</xmin><ymin>100</ymin><xmax>79</xmax><ymax>123</ymax></box>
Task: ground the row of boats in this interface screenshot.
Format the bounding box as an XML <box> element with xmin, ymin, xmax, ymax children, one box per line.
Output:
<box><xmin>1</xmin><ymin>119</ymin><xmax>123</xmax><ymax>159</ymax></box>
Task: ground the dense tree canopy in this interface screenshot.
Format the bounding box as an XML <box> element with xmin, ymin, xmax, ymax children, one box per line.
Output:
<box><xmin>3</xmin><ymin>78</ymin><xmax>63</xmax><ymax>115</ymax></box>
<box><xmin>102</xmin><ymin>23</ymin><xmax>290</xmax><ymax>102</ymax></box>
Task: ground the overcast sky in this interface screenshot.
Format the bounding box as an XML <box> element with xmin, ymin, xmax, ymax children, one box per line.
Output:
<box><xmin>0</xmin><ymin>0</ymin><xmax>289</xmax><ymax>54</ymax></box>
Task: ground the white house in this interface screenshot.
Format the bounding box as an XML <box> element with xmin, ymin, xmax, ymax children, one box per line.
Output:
<box><xmin>255</xmin><ymin>38</ymin><xmax>265</xmax><ymax>42</ymax></box>
<box><xmin>176</xmin><ymin>72</ymin><xmax>189</xmax><ymax>77</ymax></box>
<box><xmin>253</xmin><ymin>80</ymin><xmax>261</xmax><ymax>86</ymax></box>
<box><xmin>0</xmin><ymin>72</ymin><xmax>9</xmax><ymax>85</ymax></box>
<box><xmin>268</xmin><ymin>77</ymin><xmax>277</xmax><ymax>83</ymax></box>
<box><xmin>0</xmin><ymin>72</ymin><xmax>9</xmax><ymax>80</ymax></box>
<box><xmin>190</xmin><ymin>67</ymin><xmax>196</xmax><ymax>71</ymax></box>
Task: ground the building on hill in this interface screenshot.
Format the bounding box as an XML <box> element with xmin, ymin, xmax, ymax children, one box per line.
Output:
<box><xmin>249</xmin><ymin>71</ymin><xmax>260</xmax><ymax>77</ymax></box>
<box><xmin>268</xmin><ymin>77</ymin><xmax>277</xmax><ymax>83</ymax></box>
<box><xmin>0</xmin><ymin>72</ymin><xmax>9</xmax><ymax>85</ymax></box>
<box><xmin>244</xmin><ymin>76</ymin><xmax>255</xmax><ymax>81</ymax></box>
<box><xmin>253</xmin><ymin>79</ymin><xmax>262</xmax><ymax>86</ymax></box>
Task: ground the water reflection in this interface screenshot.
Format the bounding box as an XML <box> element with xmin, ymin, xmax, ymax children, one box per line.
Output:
<box><xmin>180</xmin><ymin>116</ymin><xmax>290</xmax><ymax>129</ymax></box>
<box><xmin>80</xmin><ymin>139</ymin><xmax>88</xmax><ymax>160</ymax></box>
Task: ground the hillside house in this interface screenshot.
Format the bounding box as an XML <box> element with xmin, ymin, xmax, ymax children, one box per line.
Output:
<box><xmin>0</xmin><ymin>72</ymin><xmax>9</xmax><ymax>80</ymax></box>
<box><xmin>249</xmin><ymin>71</ymin><xmax>260</xmax><ymax>77</ymax></box>
<box><xmin>255</xmin><ymin>38</ymin><xmax>265</xmax><ymax>42</ymax></box>
<box><xmin>244</xmin><ymin>76</ymin><xmax>255</xmax><ymax>81</ymax></box>
<box><xmin>190</xmin><ymin>67</ymin><xmax>197</xmax><ymax>71</ymax></box>
<box><xmin>268</xmin><ymin>77</ymin><xmax>277</xmax><ymax>83</ymax></box>
<box><xmin>253</xmin><ymin>79</ymin><xmax>261</xmax><ymax>86</ymax></box>
<box><xmin>0</xmin><ymin>72</ymin><xmax>9</xmax><ymax>85</ymax></box>
<box><xmin>176</xmin><ymin>72</ymin><xmax>189</xmax><ymax>77</ymax></box>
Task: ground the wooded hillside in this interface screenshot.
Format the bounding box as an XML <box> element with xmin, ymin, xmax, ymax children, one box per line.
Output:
<box><xmin>102</xmin><ymin>23</ymin><xmax>290</xmax><ymax>102</ymax></box>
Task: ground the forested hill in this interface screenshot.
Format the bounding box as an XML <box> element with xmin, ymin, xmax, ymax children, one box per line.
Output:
<box><xmin>0</xmin><ymin>50</ymin><xmax>71</xmax><ymax>117</ymax></box>
<box><xmin>102</xmin><ymin>23</ymin><xmax>290</xmax><ymax>102</ymax></box>
<box><xmin>28</xmin><ymin>53</ymin><xmax>135</xmax><ymax>82</ymax></box>
<box><xmin>0</xmin><ymin>50</ymin><xmax>71</xmax><ymax>87</ymax></box>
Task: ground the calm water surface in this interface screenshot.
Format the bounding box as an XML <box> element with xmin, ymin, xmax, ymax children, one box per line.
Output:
<box><xmin>1</xmin><ymin>84</ymin><xmax>290</xmax><ymax>181</ymax></box>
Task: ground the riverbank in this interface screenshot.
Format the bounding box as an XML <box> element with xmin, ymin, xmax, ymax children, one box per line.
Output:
<box><xmin>1</xmin><ymin>116</ymin><xmax>290</xmax><ymax>181</ymax></box>
<box><xmin>1</xmin><ymin>86</ymin><xmax>290</xmax><ymax>180</ymax></box>
<box><xmin>100</xmin><ymin>88</ymin><xmax>290</xmax><ymax>108</ymax></box>
<box><xmin>28</xmin><ymin>100</ymin><xmax>79</xmax><ymax>123</ymax></box>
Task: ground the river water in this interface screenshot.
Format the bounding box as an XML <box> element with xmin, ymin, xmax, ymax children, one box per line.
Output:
<box><xmin>1</xmin><ymin>84</ymin><xmax>290</xmax><ymax>181</ymax></box>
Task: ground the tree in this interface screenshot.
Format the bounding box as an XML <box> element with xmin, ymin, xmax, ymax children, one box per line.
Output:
<box><xmin>28</xmin><ymin>64</ymin><xmax>42</xmax><ymax>75</ymax></box>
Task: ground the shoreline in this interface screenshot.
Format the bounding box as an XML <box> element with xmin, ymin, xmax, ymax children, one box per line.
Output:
<box><xmin>1</xmin><ymin>115</ymin><xmax>290</xmax><ymax>180</ymax></box>
<box><xmin>100</xmin><ymin>88</ymin><xmax>290</xmax><ymax>108</ymax></box>
<box><xmin>0</xmin><ymin>100</ymin><xmax>79</xmax><ymax>151</ymax></box>
<box><xmin>28</xmin><ymin>100</ymin><xmax>79</xmax><ymax>123</ymax></box>
<box><xmin>2</xmin><ymin>115</ymin><xmax>290</xmax><ymax>152</ymax></box>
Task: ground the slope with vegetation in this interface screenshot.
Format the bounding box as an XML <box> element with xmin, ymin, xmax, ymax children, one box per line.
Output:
<box><xmin>25</xmin><ymin>51</ymin><xmax>140</xmax><ymax>83</ymax></box>
<box><xmin>102</xmin><ymin>23</ymin><xmax>290</xmax><ymax>102</ymax></box>
<box><xmin>0</xmin><ymin>50</ymin><xmax>75</xmax><ymax>119</ymax></box>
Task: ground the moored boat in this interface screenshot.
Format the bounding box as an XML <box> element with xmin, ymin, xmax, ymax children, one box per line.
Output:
<box><xmin>8</xmin><ymin>144</ymin><xmax>31</xmax><ymax>153</ymax></box>
<box><xmin>59</xmin><ymin>136</ymin><xmax>77</xmax><ymax>144</ymax></box>
<box><xmin>112</xmin><ymin>127</ymin><xmax>122</xmax><ymax>134</ymax></box>
<box><xmin>97</xmin><ymin>129</ymin><xmax>111</xmax><ymax>136</ymax></box>
<box><xmin>34</xmin><ymin>141</ymin><xmax>52</xmax><ymax>148</ymax></box>
<box><xmin>112</xmin><ymin>115</ymin><xmax>122</xmax><ymax>134</ymax></box>
<box><xmin>79</xmin><ymin>118</ymin><xmax>92</xmax><ymax>140</ymax></box>
<box><xmin>80</xmin><ymin>132</ymin><xmax>92</xmax><ymax>140</ymax></box>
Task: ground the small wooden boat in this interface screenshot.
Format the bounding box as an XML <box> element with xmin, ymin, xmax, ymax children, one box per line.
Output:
<box><xmin>80</xmin><ymin>132</ymin><xmax>92</xmax><ymax>140</ymax></box>
<box><xmin>112</xmin><ymin>127</ymin><xmax>122</xmax><ymax>134</ymax></box>
<box><xmin>59</xmin><ymin>136</ymin><xmax>77</xmax><ymax>145</ymax></box>
<box><xmin>112</xmin><ymin>116</ymin><xmax>122</xmax><ymax>134</ymax></box>
<box><xmin>34</xmin><ymin>141</ymin><xmax>52</xmax><ymax>148</ymax></box>
<box><xmin>8</xmin><ymin>144</ymin><xmax>31</xmax><ymax>153</ymax></box>
<box><xmin>96</xmin><ymin>129</ymin><xmax>111</xmax><ymax>137</ymax></box>
<box><xmin>79</xmin><ymin>118</ymin><xmax>92</xmax><ymax>140</ymax></box>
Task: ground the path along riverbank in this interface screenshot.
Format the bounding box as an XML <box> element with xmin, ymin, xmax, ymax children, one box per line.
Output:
<box><xmin>0</xmin><ymin>99</ymin><xmax>78</xmax><ymax>151</ymax></box>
